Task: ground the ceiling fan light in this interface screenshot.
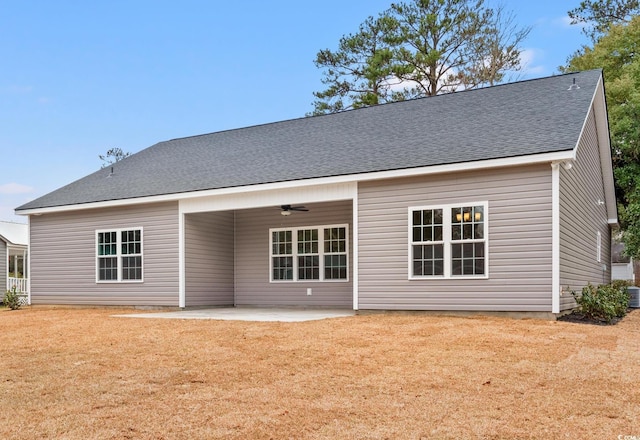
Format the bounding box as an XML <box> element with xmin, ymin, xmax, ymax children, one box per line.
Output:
<box><xmin>281</xmin><ymin>210</ymin><xmax>291</xmax><ymax>216</ymax></box>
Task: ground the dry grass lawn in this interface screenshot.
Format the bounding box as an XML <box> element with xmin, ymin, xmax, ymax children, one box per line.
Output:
<box><xmin>1</xmin><ymin>307</ymin><xmax>639</xmax><ymax>439</ymax></box>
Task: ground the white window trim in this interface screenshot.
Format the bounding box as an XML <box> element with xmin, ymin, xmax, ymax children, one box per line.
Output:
<box><xmin>408</xmin><ymin>202</ymin><xmax>489</xmax><ymax>280</ymax></box>
<box><xmin>96</xmin><ymin>227</ymin><xmax>144</xmax><ymax>283</ymax></box>
<box><xmin>596</xmin><ymin>231</ymin><xmax>602</xmax><ymax>263</ymax></box>
<box><xmin>269</xmin><ymin>223</ymin><xmax>349</xmax><ymax>283</ymax></box>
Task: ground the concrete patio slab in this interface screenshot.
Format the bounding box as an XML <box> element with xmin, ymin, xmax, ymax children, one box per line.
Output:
<box><xmin>114</xmin><ymin>308</ymin><xmax>355</xmax><ymax>322</ymax></box>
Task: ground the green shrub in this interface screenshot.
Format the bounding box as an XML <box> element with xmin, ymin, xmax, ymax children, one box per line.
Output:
<box><xmin>3</xmin><ymin>285</ymin><xmax>22</xmax><ymax>310</ymax></box>
<box><xmin>572</xmin><ymin>282</ymin><xmax>630</xmax><ymax>323</ymax></box>
<box><xmin>611</xmin><ymin>279</ymin><xmax>632</xmax><ymax>291</ymax></box>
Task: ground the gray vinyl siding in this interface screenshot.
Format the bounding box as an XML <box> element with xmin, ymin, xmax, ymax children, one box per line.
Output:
<box><xmin>358</xmin><ymin>164</ymin><xmax>553</xmax><ymax>311</ymax></box>
<box><xmin>184</xmin><ymin>211</ymin><xmax>234</xmax><ymax>306</ymax></box>
<box><xmin>234</xmin><ymin>200</ymin><xmax>353</xmax><ymax>308</ymax></box>
<box><xmin>559</xmin><ymin>108</ymin><xmax>611</xmax><ymax>310</ymax></box>
<box><xmin>29</xmin><ymin>202</ymin><xmax>179</xmax><ymax>306</ymax></box>
<box><xmin>0</xmin><ymin>241</ymin><xmax>6</xmax><ymax>291</ymax></box>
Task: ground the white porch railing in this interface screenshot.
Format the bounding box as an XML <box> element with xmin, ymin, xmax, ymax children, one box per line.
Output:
<box><xmin>7</xmin><ymin>277</ymin><xmax>28</xmax><ymax>293</ymax></box>
<box><xmin>6</xmin><ymin>277</ymin><xmax>28</xmax><ymax>305</ymax></box>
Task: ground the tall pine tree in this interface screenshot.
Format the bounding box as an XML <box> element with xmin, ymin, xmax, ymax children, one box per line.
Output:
<box><xmin>312</xmin><ymin>0</ymin><xmax>530</xmax><ymax>114</ymax></box>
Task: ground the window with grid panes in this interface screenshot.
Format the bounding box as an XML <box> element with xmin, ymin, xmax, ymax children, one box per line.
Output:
<box><xmin>410</xmin><ymin>203</ymin><xmax>487</xmax><ymax>278</ymax></box>
<box><xmin>411</xmin><ymin>209</ymin><xmax>444</xmax><ymax>276</ymax></box>
<box><xmin>96</xmin><ymin>228</ymin><xmax>143</xmax><ymax>282</ymax></box>
<box><xmin>451</xmin><ymin>206</ymin><xmax>485</xmax><ymax>276</ymax></box>
<box><xmin>270</xmin><ymin>225</ymin><xmax>348</xmax><ymax>282</ymax></box>
<box><xmin>272</xmin><ymin>230</ymin><xmax>293</xmax><ymax>281</ymax></box>
<box><xmin>121</xmin><ymin>229</ymin><xmax>142</xmax><ymax>280</ymax></box>
<box><xmin>324</xmin><ymin>227</ymin><xmax>348</xmax><ymax>280</ymax></box>
<box><xmin>297</xmin><ymin>229</ymin><xmax>319</xmax><ymax>280</ymax></box>
<box><xmin>97</xmin><ymin>231</ymin><xmax>118</xmax><ymax>281</ymax></box>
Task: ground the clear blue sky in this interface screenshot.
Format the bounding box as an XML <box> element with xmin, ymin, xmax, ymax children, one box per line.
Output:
<box><xmin>0</xmin><ymin>1</ymin><xmax>590</xmax><ymax>222</ymax></box>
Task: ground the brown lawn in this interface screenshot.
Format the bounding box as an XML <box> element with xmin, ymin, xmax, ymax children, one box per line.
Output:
<box><xmin>1</xmin><ymin>307</ymin><xmax>639</xmax><ymax>439</ymax></box>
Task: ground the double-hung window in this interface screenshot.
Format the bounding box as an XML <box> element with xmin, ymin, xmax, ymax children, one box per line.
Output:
<box><xmin>409</xmin><ymin>203</ymin><xmax>488</xmax><ymax>278</ymax></box>
<box><xmin>270</xmin><ymin>224</ymin><xmax>348</xmax><ymax>282</ymax></box>
<box><xmin>297</xmin><ymin>229</ymin><xmax>319</xmax><ymax>280</ymax></box>
<box><xmin>272</xmin><ymin>230</ymin><xmax>293</xmax><ymax>281</ymax></box>
<box><xmin>411</xmin><ymin>208</ymin><xmax>444</xmax><ymax>276</ymax></box>
<box><xmin>324</xmin><ymin>227</ymin><xmax>348</xmax><ymax>280</ymax></box>
<box><xmin>96</xmin><ymin>228</ymin><xmax>143</xmax><ymax>282</ymax></box>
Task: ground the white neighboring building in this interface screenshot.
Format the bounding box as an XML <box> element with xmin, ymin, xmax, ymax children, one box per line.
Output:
<box><xmin>0</xmin><ymin>221</ymin><xmax>28</xmax><ymax>295</ymax></box>
<box><xmin>611</xmin><ymin>240</ymin><xmax>635</xmax><ymax>283</ymax></box>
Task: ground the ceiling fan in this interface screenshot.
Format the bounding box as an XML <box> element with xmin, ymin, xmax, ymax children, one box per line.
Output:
<box><xmin>280</xmin><ymin>204</ymin><xmax>309</xmax><ymax>216</ymax></box>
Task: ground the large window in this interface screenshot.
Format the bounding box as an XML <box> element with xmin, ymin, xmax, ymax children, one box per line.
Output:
<box><xmin>409</xmin><ymin>203</ymin><xmax>487</xmax><ymax>279</ymax></box>
<box><xmin>96</xmin><ymin>228</ymin><xmax>143</xmax><ymax>282</ymax></box>
<box><xmin>270</xmin><ymin>225</ymin><xmax>348</xmax><ymax>282</ymax></box>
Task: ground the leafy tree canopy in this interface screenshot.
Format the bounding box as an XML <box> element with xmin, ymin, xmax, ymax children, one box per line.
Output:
<box><xmin>311</xmin><ymin>0</ymin><xmax>530</xmax><ymax>115</ymax></box>
<box><xmin>568</xmin><ymin>0</ymin><xmax>639</xmax><ymax>40</ymax></box>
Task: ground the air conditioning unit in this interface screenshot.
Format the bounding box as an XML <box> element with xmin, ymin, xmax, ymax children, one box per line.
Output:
<box><xmin>628</xmin><ymin>287</ymin><xmax>640</xmax><ymax>308</ymax></box>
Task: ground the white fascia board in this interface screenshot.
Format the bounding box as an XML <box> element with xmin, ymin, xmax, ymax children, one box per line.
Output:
<box><xmin>17</xmin><ymin>150</ymin><xmax>574</xmax><ymax>216</ymax></box>
<box><xmin>593</xmin><ymin>76</ymin><xmax>619</xmax><ymax>225</ymax></box>
<box><xmin>17</xmin><ymin>193</ymin><xmax>186</xmax><ymax>216</ymax></box>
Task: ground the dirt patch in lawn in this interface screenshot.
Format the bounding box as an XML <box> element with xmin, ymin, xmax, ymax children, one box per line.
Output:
<box><xmin>556</xmin><ymin>310</ymin><xmax>627</xmax><ymax>326</ymax></box>
<box><xmin>1</xmin><ymin>307</ymin><xmax>639</xmax><ymax>439</ymax></box>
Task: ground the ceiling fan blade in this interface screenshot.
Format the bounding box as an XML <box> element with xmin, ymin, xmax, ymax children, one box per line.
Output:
<box><xmin>279</xmin><ymin>204</ymin><xmax>308</xmax><ymax>212</ymax></box>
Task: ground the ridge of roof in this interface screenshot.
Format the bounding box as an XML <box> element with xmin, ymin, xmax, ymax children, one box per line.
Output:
<box><xmin>163</xmin><ymin>69</ymin><xmax>602</xmax><ymax>144</ymax></box>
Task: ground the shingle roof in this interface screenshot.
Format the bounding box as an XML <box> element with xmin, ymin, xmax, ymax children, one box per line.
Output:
<box><xmin>17</xmin><ymin>69</ymin><xmax>602</xmax><ymax>211</ymax></box>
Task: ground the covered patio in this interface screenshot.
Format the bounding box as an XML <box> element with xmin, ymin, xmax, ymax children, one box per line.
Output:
<box><xmin>180</xmin><ymin>182</ymin><xmax>357</xmax><ymax>310</ymax></box>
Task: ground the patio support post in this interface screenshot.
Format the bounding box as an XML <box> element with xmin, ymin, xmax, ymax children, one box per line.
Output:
<box><xmin>178</xmin><ymin>211</ymin><xmax>186</xmax><ymax>308</ymax></box>
<box><xmin>27</xmin><ymin>220</ymin><xmax>31</xmax><ymax>305</ymax></box>
<box><xmin>352</xmin><ymin>195</ymin><xmax>359</xmax><ymax>310</ymax></box>
<box><xmin>551</xmin><ymin>162</ymin><xmax>560</xmax><ymax>314</ymax></box>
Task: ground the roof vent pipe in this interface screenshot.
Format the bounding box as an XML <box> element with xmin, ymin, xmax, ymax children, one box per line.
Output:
<box><xmin>568</xmin><ymin>78</ymin><xmax>580</xmax><ymax>91</ymax></box>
